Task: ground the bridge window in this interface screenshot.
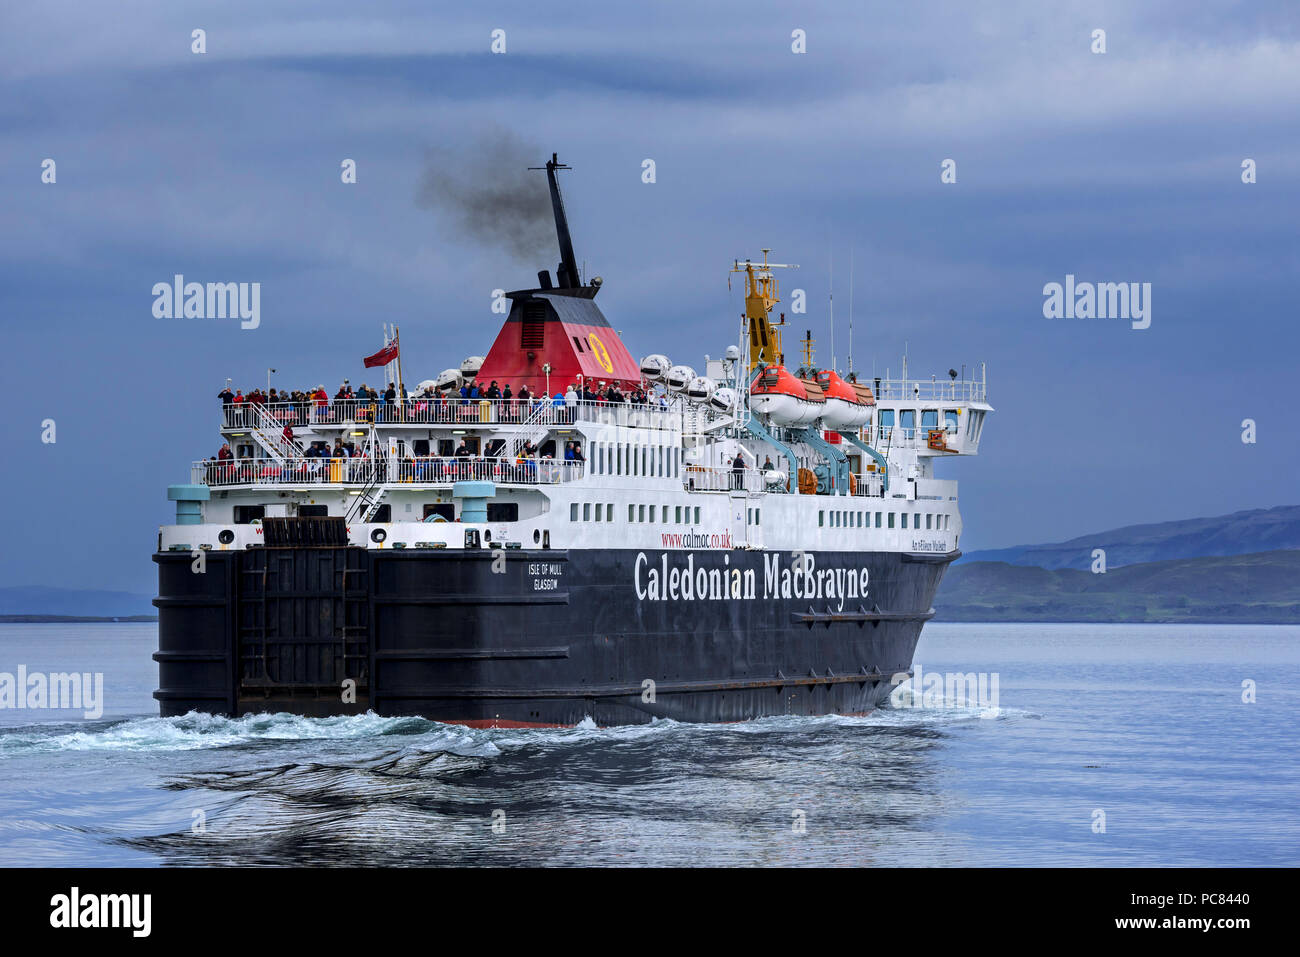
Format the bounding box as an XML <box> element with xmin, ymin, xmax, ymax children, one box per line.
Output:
<box><xmin>878</xmin><ymin>409</ymin><xmax>894</xmax><ymax>432</ymax></box>
<box><xmin>922</xmin><ymin>409</ymin><xmax>938</xmax><ymax>430</ymax></box>
<box><xmin>945</xmin><ymin>410</ymin><xmax>959</xmax><ymax>433</ymax></box>
<box><xmin>900</xmin><ymin>409</ymin><xmax>915</xmax><ymax>433</ymax></box>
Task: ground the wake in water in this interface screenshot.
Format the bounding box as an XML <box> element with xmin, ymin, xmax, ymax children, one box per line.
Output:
<box><xmin>0</xmin><ymin>697</ymin><xmax>1038</xmax><ymax>757</ymax></box>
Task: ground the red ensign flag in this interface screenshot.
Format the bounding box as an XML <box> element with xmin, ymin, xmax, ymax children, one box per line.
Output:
<box><xmin>363</xmin><ymin>339</ymin><xmax>399</xmax><ymax>368</ymax></box>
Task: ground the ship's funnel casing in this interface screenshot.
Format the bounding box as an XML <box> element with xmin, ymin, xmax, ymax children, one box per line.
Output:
<box><xmin>472</xmin><ymin>153</ymin><xmax>642</xmax><ymax>395</ymax></box>
<box><xmin>474</xmin><ymin>292</ymin><xmax>642</xmax><ymax>396</ymax></box>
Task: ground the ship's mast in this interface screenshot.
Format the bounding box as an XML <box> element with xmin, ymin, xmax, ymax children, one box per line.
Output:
<box><xmin>531</xmin><ymin>153</ymin><xmax>581</xmax><ymax>291</ymax></box>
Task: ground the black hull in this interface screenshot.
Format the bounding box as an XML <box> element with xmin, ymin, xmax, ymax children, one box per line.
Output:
<box><xmin>154</xmin><ymin>546</ymin><xmax>956</xmax><ymax>726</ymax></box>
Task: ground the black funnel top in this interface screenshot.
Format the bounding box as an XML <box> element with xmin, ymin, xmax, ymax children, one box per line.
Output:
<box><xmin>545</xmin><ymin>153</ymin><xmax>580</xmax><ymax>289</ymax></box>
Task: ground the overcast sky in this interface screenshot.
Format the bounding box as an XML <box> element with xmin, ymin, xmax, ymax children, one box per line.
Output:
<box><xmin>2</xmin><ymin>1</ymin><xmax>1297</xmax><ymax>593</ymax></box>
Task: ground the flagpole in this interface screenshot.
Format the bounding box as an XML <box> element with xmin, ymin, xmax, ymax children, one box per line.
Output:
<box><xmin>394</xmin><ymin>325</ymin><xmax>405</xmax><ymax>421</ymax></box>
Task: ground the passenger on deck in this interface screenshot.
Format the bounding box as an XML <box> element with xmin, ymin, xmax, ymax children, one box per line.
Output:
<box><xmin>731</xmin><ymin>453</ymin><xmax>746</xmax><ymax>490</ymax></box>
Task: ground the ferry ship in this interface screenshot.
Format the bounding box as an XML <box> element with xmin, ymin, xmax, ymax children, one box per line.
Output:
<box><xmin>154</xmin><ymin>154</ymin><xmax>992</xmax><ymax>726</ymax></box>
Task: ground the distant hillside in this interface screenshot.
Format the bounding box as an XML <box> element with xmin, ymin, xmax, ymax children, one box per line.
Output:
<box><xmin>960</xmin><ymin>505</ymin><xmax>1300</xmax><ymax>571</ymax></box>
<box><xmin>936</xmin><ymin>549</ymin><xmax>1300</xmax><ymax>623</ymax></box>
<box><xmin>0</xmin><ymin>587</ymin><xmax>156</xmax><ymax>618</ymax></box>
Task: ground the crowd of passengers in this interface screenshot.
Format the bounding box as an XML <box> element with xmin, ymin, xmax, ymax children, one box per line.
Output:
<box><xmin>218</xmin><ymin>378</ymin><xmax>665</xmax><ymax>424</ymax></box>
<box><xmin>203</xmin><ymin>435</ymin><xmax>585</xmax><ymax>485</ymax></box>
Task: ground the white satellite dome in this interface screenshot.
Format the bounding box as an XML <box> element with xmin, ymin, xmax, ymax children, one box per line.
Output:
<box><xmin>665</xmin><ymin>364</ymin><xmax>696</xmax><ymax>393</ymax></box>
<box><xmin>460</xmin><ymin>356</ymin><xmax>484</xmax><ymax>378</ymax></box>
<box><xmin>685</xmin><ymin>376</ymin><xmax>716</xmax><ymax>403</ymax></box>
<box><xmin>415</xmin><ymin>379</ymin><xmax>439</xmax><ymax>394</ymax></box>
<box><xmin>640</xmin><ymin>354</ymin><xmax>671</xmax><ymax>381</ymax></box>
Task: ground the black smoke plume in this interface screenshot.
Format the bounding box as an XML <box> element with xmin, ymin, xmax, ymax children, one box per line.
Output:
<box><xmin>416</xmin><ymin>131</ymin><xmax>555</xmax><ymax>263</ymax></box>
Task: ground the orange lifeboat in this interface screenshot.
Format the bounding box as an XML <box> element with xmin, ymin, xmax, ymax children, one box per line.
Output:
<box><xmin>748</xmin><ymin>365</ymin><xmax>825</xmax><ymax>426</ymax></box>
<box><xmin>814</xmin><ymin>369</ymin><xmax>874</xmax><ymax>429</ymax></box>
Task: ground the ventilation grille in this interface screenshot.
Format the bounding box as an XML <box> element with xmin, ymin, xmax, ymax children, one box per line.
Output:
<box><xmin>520</xmin><ymin>302</ymin><xmax>546</xmax><ymax>349</ymax></box>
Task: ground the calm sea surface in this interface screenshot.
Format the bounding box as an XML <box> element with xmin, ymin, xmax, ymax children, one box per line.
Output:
<box><xmin>0</xmin><ymin>622</ymin><xmax>1296</xmax><ymax>866</ymax></box>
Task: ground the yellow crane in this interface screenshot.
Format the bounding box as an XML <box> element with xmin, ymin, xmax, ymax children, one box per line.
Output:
<box><xmin>731</xmin><ymin>249</ymin><xmax>798</xmax><ymax>372</ymax></box>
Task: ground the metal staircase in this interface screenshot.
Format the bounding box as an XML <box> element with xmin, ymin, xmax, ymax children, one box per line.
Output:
<box><xmin>246</xmin><ymin>402</ymin><xmax>301</xmax><ymax>464</ymax></box>
<box><xmin>511</xmin><ymin>400</ymin><xmax>556</xmax><ymax>454</ymax></box>
<box><xmin>344</xmin><ymin>461</ymin><xmax>387</xmax><ymax>523</ymax></box>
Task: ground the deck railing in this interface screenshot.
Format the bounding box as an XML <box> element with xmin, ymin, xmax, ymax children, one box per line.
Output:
<box><xmin>219</xmin><ymin>398</ymin><xmax>685</xmax><ymax>431</ymax></box>
<box><xmin>870</xmin><ymin>377</ymin><xmax>988</xmax><ymax>403</ymax></box>
<box><xmin>682</xmin><ymin>466</ymin><xmax>766</xmax><ymax>493</ymax></box>
<box><xmin>193</xmin><ymin>456</ymin><xmax>585</xmax><ymax>488</ymax></box>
